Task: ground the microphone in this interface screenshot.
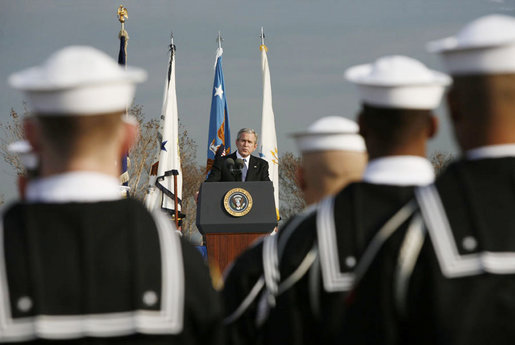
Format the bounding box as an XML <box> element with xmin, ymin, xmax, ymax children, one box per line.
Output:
<box><xmin>235</xmin><ymin>158</ymin><xmax>244</xmax><ymax>170</ymax></box>
<box><xmin>225</xmin><ymin>158</ymin><xmax>235</xmax><ymax>171</ymax></box>
<box><xmin>226</xmin><ymin>157</ymin><xmax>242</xmax><ymax>180</ymax></box>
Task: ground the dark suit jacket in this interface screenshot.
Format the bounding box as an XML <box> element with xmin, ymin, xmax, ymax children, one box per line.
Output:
<box><xmin>206</xmin><ymin>152</ymin><xmax>270</xmax><ymax>182</ymax></box>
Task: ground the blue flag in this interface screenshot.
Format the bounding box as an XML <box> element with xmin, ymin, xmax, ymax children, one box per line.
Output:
<box><xmin>206</xmin><ymin>47</ymin><xmax>231</xmax><ymax>176</ymax></box>
<box><xmin>118</xmin><ymin>29</ymin><xmax>130</xmax><ymax>187</ymax></box>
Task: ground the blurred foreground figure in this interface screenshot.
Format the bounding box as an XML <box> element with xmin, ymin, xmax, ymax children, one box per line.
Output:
<box><xmin>222</xmin><ymin>56</ymin><xmax>449</xmax><ymax>345</ymax></box>
<box><xmin>292</xmin><ymin>116</ymin><xmax>367</xmax><ymax>205</ymax></box>
<box><xmin>8</xmin><ymin>140</ymin><xmax>38</xmax><ymax>200</ymax></box>
<box><xmin>222</xmin><ymin>116</ymin><xmax>366</xmax><ymax>344</ymax></box>
<box><xmin>342</xmin><ymin>14</ymin><xmax>515</xmax><ymax>345</ymax></box>
<box><xmin>3</xmin><ymin>46</ymin><xmax>223</xmax><ymax>345</ymax></box>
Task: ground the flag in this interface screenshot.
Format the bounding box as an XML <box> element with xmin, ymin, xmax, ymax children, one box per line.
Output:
<box><xmin>145</xmin><ymin>38</ymin><xmax>183</xmax><ymax>221</ymax></box>
<box><xmin>259</xmin><ymin>42</ymin><xmax>280</xmax><ymax>219</ymax></box>
<box><xmin>118</xmin><ymin>26</ymin><xmax>130</xmax><ymax>188</ymax></box>
<box><xmin>206</xmin><ymin>45</ymin><xmax>231</xmax><ymax>176</ymax></box>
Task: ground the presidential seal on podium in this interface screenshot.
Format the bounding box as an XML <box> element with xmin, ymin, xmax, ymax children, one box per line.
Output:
<box><xmin>223</xmin><ymin>187</ymin><xmax>253</xmax><ymax>217</ymax></box>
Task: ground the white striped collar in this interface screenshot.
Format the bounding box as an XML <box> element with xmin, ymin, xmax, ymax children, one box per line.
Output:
<box><xmin>465</xmin><ymin>144</ymin><xmax>515</xmax><ymax>160</ymax></box>
<box><xmin>363</xmin><ymin>156</ymin><xmax>435</xmax><ymax>186</ymax></box>
<box><xmin>26</xmin><ymin>172</ymin><xmax>121</xmax><ymax>203</ymax></box>
<box><xmin>0</xmin><ymin>207</ymin><xmax>185</xmax><ymax>340</ymax></box>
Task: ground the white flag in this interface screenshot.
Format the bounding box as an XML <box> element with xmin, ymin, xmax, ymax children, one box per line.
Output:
<box><xmin>259</xmin><ymin>42</ymin><xmax>280</xmax><ymax>219</ymax></box>
<box><xmin>145</xmin><ymin>41</ymin><xmax>183</xmax><ymax>218</ymax></box>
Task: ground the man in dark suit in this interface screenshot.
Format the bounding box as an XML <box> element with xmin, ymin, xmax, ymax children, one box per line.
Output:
<box><xmin>206</xmin><ymin>128</ymin><xmax>270</xmax><ymax>182</ymax></box>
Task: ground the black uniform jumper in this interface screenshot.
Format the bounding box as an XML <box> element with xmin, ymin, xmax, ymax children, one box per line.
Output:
<box><xmin>0</xmin><ymin>198</ymin><xmax>223</xmax><ymax>345</ymax></box>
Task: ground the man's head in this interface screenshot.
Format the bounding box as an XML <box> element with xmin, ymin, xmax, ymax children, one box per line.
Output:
<box><xmin>293</xmin><ymin>116</ymin><xmax>367</xmax><ymax>205</ymax></box>
<box><xmin>357</xmin><ymin>105</ymin><xmax>437</xmax><ymax>159</ymax></box>
<box><xmin>236</xmin><ymin>128</ymin><xmax>258</xmax><ymax>158</ymax></box>
<box><xmin>427</xmin><ymin>14</ymin><xmax>515</xmax><ymax>151</ymax></box>
<box><xmin>9</xmin><ymin>45</ymin><xmax>146</xmax><ymax>177</ymax></box>
<box><xmin>345</xmin><ymin>55</ymin><xmax>450</xmax><ymax>159</ymax></box>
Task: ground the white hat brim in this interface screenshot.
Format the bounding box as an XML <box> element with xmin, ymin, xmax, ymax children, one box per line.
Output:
<box><xmin>293</xmin><ymin>133</ymin><xmax>366</xmax><ymax>153</ymax></box>
<box><xmin>345</xmin><ymin>64</ymin><xmax>451</xmax><ymax>87</ymax></box>
<box><xmin>9</xmin><ymin>66</ymin><xmax>146</xmax><ymax>91</ymax></box>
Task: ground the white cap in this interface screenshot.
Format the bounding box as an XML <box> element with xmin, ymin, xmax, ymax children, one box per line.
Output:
<box><xmin>8</xmin><ymin>46</ymin><xmax>147</xmax><ymax>115</ymax></box>
<box><xmin>8</xmin><ymin>140</ymin><xmax>38</xmax><ymax>170</ymax></box>
<box><xmin>292</xmin><ymin>116</ymin><xmax>366</xmax><ymax>153</ymax></box>
<box><xmin>427</xmin><ymin>15</ymin><xmax>515</xmax><ymax>75</ymax></box>
<box><xmin>345</xmin><ymin>55</ymin><xmax>451</xmax><ymax>109</ymax></box>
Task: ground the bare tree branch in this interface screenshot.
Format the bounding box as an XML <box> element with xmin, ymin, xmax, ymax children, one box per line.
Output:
<box><xmin>279</xmin><ymin>152</ymin><xmax>305</xmax><ymax>223</ymax></box>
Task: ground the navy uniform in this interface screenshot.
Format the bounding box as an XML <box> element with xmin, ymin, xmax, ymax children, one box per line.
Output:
<box><xmin>223</xmin><ymin>53</ymin><xmax>451</xmax><ymax>345</ymax></box>
<box><xmin>3</xmin><ymin>46</ymin><xmax>223</xmax><ymax>345</ymax></box>
<box><xmin>342</xmin><ymin>15</ymin><xmax>515</xmax><ymax>345</ymax></box>
<box><xmin>222</xmin><ymin>116</ymin><xmax>366</xmax><ymax>345</ymax></box>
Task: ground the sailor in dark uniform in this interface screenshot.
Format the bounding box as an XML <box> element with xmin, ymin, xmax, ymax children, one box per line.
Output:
<box><xmin>341</xmin><ymin>15</ymin><xmax>515</xmax><ymax>345</ymax></box>
<box><xmin>222</xmin><ymin>116</ymin><xmax>366</xmax><ymax>345</ymax></box>
<box><xmin>222</xmin><ymin>56</ymin><xmax>450</xmax><ymax>345</ymax></box>
<box><xmin>2</xmin><ymin>46</ymin><xmax>223</xmax><ymax>345</ymax></box>
<box><xmin>292</xmin><ymin>116</ymin><xmax>367</xmax><ymax>205</ymax></box>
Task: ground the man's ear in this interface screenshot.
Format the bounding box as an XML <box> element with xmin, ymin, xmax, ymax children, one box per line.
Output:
<box><xmin>23</xmin><ymin>118</ymin><xmax>40</xmax><ymax>153</ymax></box>
<box><xmin>121</xmin><ymin>121</ymin><xmax>139</xmax><ymax>155</ymax></box>
<box><xmin>428</xmin><ymin>115</ymin><xmax>439</xmax><ymax>139</ymax></box>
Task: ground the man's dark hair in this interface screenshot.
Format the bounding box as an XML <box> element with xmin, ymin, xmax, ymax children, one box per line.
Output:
<box><xmin>359</xmin><ymin>104</ymin><xmax>433</xmax><ymax>154</ymax></box>
<box><xmin>37</xmin><ymin>111</ymin><xmax>124</xmax><ymax>160</ymax></box>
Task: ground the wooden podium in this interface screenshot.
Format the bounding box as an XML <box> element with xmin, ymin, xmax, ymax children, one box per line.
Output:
<box><xmin>196</xmin><ymin>181</ymin><xmax>277</xmax><ymax>273</ymax></box>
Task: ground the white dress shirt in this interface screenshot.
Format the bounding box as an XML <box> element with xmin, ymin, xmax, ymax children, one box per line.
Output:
<box><xmin>363</xmin><ymin>155</ymin><xmax>435</xmax><ymax>186</ymax></box>
<box><xmin>26</xmin><ymin>172</ymin><xmax>122</xmax><ymax>203</ymax></box>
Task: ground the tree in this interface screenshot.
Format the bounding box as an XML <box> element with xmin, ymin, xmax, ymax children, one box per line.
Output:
<box><xmin>0</xmin><ymin>107</ymin><xmax>25</xmax><ymax>176</ymax></box>
<box><xmin>278</xmin><ymin>152</ymin><xmax>305</xmax><ymax>223</ymax></box>
<box><xmin>430</xmin><ymin>151</ymin><xmax>454</xmax><ymax>175</ymax></box>
<box><xmin>177</xmin><ymin>128</ymin><xmax>205</xmax><ymax>240</ymax></box>
<box><xmin>126</xmin><ymin>104</ymin><xmax>160</xmax><ymax>200</ymax></box>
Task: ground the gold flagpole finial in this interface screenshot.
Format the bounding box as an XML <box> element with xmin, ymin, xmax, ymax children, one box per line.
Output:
<box><xmin>117</xmin><ymin>5</ymin><xmax>128</xmax><ymax>24</ymax></box>
<box><xmin>260</xmin><ymin>27</ymin><xmax>268</xmax><ymax>52</ymax></box>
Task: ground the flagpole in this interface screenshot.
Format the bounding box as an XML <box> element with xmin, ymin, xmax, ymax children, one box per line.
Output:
<box><xmin>259</xmin><ymin>27</ymin><xmax>280</xmax><ymax>221</ymax></box>
<box><xmin>206</xmin><ymin>31</ymin><xmax>231</xmax><ymax>175</ymax></box>
<box><xmin>172</xmin><ymin>170</ymin><xmax>179</xmax><ymax>229</ymax></box>
<box><xmin>217</xmin><ymin>31</ymin><xmax>223</xmax><ymax>49</ymax></box>
<box><xmin>117</xmin><ymin>5</ymin><xmax>130</xmax><ymax>195</ymax></box>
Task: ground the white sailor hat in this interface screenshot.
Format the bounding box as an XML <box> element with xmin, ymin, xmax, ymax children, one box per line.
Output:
<box><xmin>292</xmin><ymin>116</ymin><xmax>366</xmax><ymax>153</ymax></box>
<box><xmin>345</xmin><ymin>55</ymin><xmax>451</xmax><ymax>110</ymax></box>
<box><xmin>8</xmin><ymin>46</ymin><xmax>147</xmax><ymax>115</ymax></box>
<box><xmin>8</xmin><ymin>140</ymin><xmax>38</xmax><ymax>170</ymax></box>
<box><xmin>427</xmin><ymin>15</ymin><xmax>515</xmax><ymax>75</ymax></box>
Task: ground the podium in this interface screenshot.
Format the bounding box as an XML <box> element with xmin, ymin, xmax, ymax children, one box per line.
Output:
<box><xmin>196</xmin><ymin>181</ymin><xmax>277</xmax><ymax>273</ymax></box>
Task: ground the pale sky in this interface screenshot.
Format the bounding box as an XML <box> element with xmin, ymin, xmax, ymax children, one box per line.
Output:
<box><xmin>0</xmin><ymin>0</ymin><xmax>513</xmax><ymax>204</ymax></box>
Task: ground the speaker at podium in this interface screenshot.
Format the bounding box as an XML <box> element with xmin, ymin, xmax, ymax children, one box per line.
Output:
<box><xmin>196</xmin><ymin>181</ymin><xmax>277</xmax><ymax>273</ymax></box>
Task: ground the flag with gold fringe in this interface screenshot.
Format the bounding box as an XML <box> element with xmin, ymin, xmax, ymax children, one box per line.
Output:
<box><xmin>117</xmin><ymin>5</ymin><xmax>130</xmax><ymax>190</ymax></box>
<box><xmin>258</xmin><ymin>28</ymin><xmax>280</xmax><ymax>220</ymax></box>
